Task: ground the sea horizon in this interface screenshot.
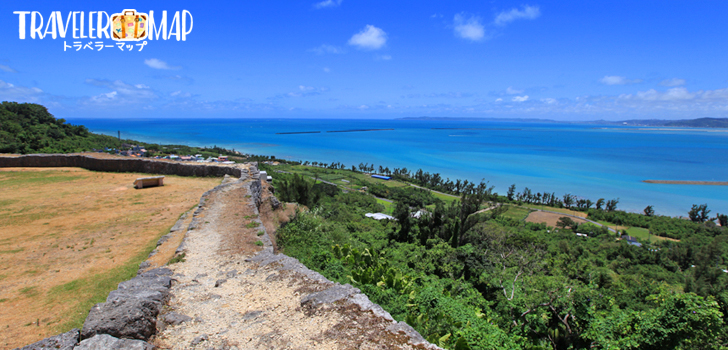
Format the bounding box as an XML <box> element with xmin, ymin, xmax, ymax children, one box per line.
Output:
<box><xmin>69</xmin><ymin>117</ymin><xmax>728</xmax><ymax>218</ymax></box>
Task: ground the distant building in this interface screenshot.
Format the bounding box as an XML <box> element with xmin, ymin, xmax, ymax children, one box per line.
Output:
<box><xmin>365</xmin><ymin>213</ymin><xmax>396</xmax><ymax>221</ymax></box>
<box><xmin>371</xmin><ymin>174</ymin><xmax>391</xmax><ymax>180</ymax></box>
<box><xmin>621</xmin><ymin>235</ymin><xmax>642</xmax><ymax>247</ymax></box>
<box><xmin>412</xmin><ymin>209</ymin><xmax>429</xmax><ymax>219</ymax></box>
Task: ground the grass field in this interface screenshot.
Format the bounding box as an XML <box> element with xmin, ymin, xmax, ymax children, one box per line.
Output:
<box><xmin>520</xmin><ymin>204</ymin><xmax>588</xmax><ymax>218</ymax></box>
<box><xmin>270</xmin><ymin>164</ymin><xmax>462</xmax><ymax>207</ymax></box>
<box><xmin>624</xmin><ymin>226</ymin><xmax>677</xmax><ymax>242</ymax></box>
<box><xmin>376</xmin><ymin>198</ymin><xmax>394</xmax><ymax>215</ymax></box>
<box><xmin>502</xmin><ymin>205</ymin><xmax>533</xmax><ymax>221</ymax></box>
<box><xmin>0</xmin><ymin>167</ymin><xmax>220</xmax><ymax>348</ymax></box>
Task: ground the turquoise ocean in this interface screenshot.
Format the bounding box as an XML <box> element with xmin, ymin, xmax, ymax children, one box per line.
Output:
<box><xmin>70</xmin><ymin>118</ymin><xmax>728</xmax><ymax>217</ymax></box>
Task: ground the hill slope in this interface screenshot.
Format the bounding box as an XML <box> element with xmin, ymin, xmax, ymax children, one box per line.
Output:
<box><xmin>0</xmin><ymin>102</ymin><xmax>120</xmax><ymax>154</ymax></box>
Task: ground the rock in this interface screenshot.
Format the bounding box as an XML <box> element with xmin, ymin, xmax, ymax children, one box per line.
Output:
<box><xmin>162</xmin><ymin>312</ymin><xmax>192</xmax><ymax>326</ymax></box>
<box><xmin>214</xmin><ymin>279</ymin><xmax>227</xmax><ymax>288</ymax></box>
<box><xmin>225</xmin><ymin>270</ymin><xmax>238</xmax><ymax>279</ymax></box>
<box><xmin>137</xmin><ymin>261</ymin><xmax>151</xmax><ymax>271</ymax></box>
<box><xmin>386</xmin><ymin>322</ymin><xmax>445</xmax><ymax>349</ymax></box>
<box><xmin>106</xmin><ymin>273</ymin><xmax>172</xmax><ymax>304</ymax></box>
<box><xmin>300</xmin><ymin>284</ymin><xmax>358</xmax><ymax>308</ymax></box>
<box><xmin>155</xmin><ymin>234</ymin><xmax>171</xmax><ymax>246</ymax></box>
<box><xmin>241</xmin><ymin>311</ymin><xmax>263</xmax><ymax>321</ymax></box>
<box><xmin>190</xmin><ymin>334</ymin><xmax>208</xmax><ymax>347</ymax></box>
<box><xmin>15</xmin><ymin>328</ymin><xmax>79</xmax><ymax>350</ymax></box>
<box><xmin>74</xmin><ymin>334</ymin><xmax>154</xmax><ymax>350</ymax></box>
<box><xmin>269</xmin><ymin>196</ymin><xmax>281</xmax><ymax>210</ymax></box>
<box><xmin>81</xmin><ymin>298</ymin><xmax>159</xmax><ymax>341</ymax></box>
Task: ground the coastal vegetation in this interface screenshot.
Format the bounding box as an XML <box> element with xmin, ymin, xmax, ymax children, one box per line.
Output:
<box><xmin>0</xmin><ymin>102</ymin><xmax>246</xmax><ymax>161</ymax></box>
<box><xmin>4</xmin><ymin>102</ymin><xmax>727</xmax><ymax>348</ymax></box>
<box><xmin>267</xmin><ymin>164</ymin><xmax>728</xmax><ymax>349</ymax></box>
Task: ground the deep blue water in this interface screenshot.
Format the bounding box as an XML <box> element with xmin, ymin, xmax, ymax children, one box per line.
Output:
<box><xmin>70</xmin><ymin>118</ymin><xmax>728</xmax><ymax>217</ymax></box>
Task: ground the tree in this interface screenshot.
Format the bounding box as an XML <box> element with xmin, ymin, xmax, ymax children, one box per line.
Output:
<box><xmin>562</xmin><ymin>194</ymin><xmax>575</xmax><ymax>209</ymax></box>
<box><xmin>644</xmin><ymin>205</ymin><xmax>655</xmax><ymax>217</ymax></box>
<box><xmin>507</xmin><ymin>184</ymin><xmax>516</xmax><ymax>201</ymax></box>
<box><xmin>688</xmin><ymin>204</ymin><xmax>711</xmax><ymax>223</ymax></box>
<box><xmin>717</xmin><ymin>213</ymin><xmax>728</xmax><ymax>227</ymax></box>
<box><xmin>556</xmin><ymin>217</ymin><xmax>577</xmax><ymax>230</ymax></box>
<box><xmin>605</xmin><ymin>198</ymin><xmax>619</xmax><ymax>212</ymax></box>
<box><xmin>595</xmin><ymin>198</ymin><xmax>605</xmax><ymax>210</ymax></box>
<box><xmin>393</xmin><ymin>200</ymin><xmax>412</xmax><ymax>242</ymax></box>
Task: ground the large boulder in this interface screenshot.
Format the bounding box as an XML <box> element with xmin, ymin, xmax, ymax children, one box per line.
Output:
<box><xmin>81</xmin><ymin>298</ymin><xmax>159</xmax><ymax>341</ymax></box>
<box><xmin>74</xmin><ymin>334</ymin><xmax>154</xmax><ymax>350</ymax></box>
<box><xmin>14</xmin><ymin>328</ymin><xmax>79</xmax><ymax>350</ymax></box>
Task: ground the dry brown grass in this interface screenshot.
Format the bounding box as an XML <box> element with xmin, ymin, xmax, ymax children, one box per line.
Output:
<box><xmin>525</xmin><ymin>211</ymin><xmax>591</xmax><ymax>228</ymax></box>
<box><xmin>0</xmin><ymin>167</ymin><xmax>220</xmax><ymax>349</ymax></box>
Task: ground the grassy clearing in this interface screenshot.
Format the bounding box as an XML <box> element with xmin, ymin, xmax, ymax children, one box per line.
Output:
<box><xmin>0</xmin><ymin>167</ymin><xmax>219</xmax><ymax>348</ymax></box>
<box><xmin>46</xmin><ymin>229</ymin><xmax>163</xmax><ymax>332</ymax></box>
<box><xmin>502</xmin><ymin>205</ymin><xmax>533</xmax><ymax>221</ymax></box>
<box><xmin>0</xmin><ymin>247</ymin><xmax>24</xmax><ymax>254</ymax></box>
<box><xmin>0</xmin><ymin>171</ymin><xmax>86</xmax><ymax>187</ymax></box>
<box><xmin>520</xmin><ymin>204</ymin><xmax>588</xmax><ymax>218</ymax></box>
<box><xmin>625</xmin><ymin>226</ymin><xmax>674</xmax><ymax>242</ymax></box>
<box><xmin>376</xmin><ymin>198</ymin><xmax>393</xmax><ymax>214</ymax></box>
<box><xmin>430</xmin><ymin>190</ymin><xmax>458</xmax><ymax>204</ymax></box>
<box><xmin>278</xmin><ymin>164</ymin><xmax>409</xmax><ymax>189</ymax></box>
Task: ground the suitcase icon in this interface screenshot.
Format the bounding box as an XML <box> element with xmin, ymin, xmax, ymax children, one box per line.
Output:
<box><xmin>111</xmin><ymin>9</ymin><xmax>148</xmax><ymax>41</ymax></box>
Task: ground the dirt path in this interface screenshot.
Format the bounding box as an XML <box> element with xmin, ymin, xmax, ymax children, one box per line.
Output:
<box><xmin>154</xmin><ymin>177</ymin><xmax>434</xmax><ymax>350</ymax></box>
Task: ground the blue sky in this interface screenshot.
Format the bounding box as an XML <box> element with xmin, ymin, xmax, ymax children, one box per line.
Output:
<box><xmin>0</xmin><ymin>0</ymin><xmax>727</xmax><ymax>120</ymax></box>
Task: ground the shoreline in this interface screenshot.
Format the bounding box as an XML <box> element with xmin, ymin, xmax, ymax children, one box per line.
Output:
<box><xmin>644</xmin><ymin>180</ymin><xmax>728</xmax><ymax>186</ymax></box>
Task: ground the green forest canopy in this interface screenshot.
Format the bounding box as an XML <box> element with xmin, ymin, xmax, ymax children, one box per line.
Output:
<box><xmin>268</xmin><ymin>165</ymin><xmax>728</xmax><ymax>350</ymax></box>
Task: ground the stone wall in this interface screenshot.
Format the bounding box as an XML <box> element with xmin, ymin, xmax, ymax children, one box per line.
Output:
<box><xmin>15</xmin><ymin>163</ymin><xmax>440</xmax><ymax>350</ymax></box>
<box><xmin>0</xmin><ymin>154</ymin><xmax>243</xmax><ymax>178</ymax></box>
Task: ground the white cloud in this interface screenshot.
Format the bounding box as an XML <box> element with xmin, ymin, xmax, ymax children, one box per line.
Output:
<box><xmin>454</xmin><ymin>14</ymin><xmax>485</xmax><ymax>41</ymax></box>
<box><xmin>506</xmin><ymin>86</ymin><xmax>524</xmax><ymax>94</ymax></box>
<box><xmin>144</xmin><ymin>58</ymin><xmax>180</xmax><ymax>70</ymax></box>
<box><xmin>494</xmin><ymin>5</ymin><xmax>541</xmax><ymax>26</ymax></box>
<box><xmin>0</xmin><ymin>79</ymin><xmax>44</xmax><ymax>102</ymax></box>
<box><xmin>512</xmin><ymin>95</ymin><xmax>529</xmax><ymax>102</ymax></box>
<box><xmin>348</xmin><ymin>25</ymin><xmax>387</xmax><ymax>50</ymax></box>
<box><xmin>375</xmin><ymin>54</ymin><xmax>392</xmax><ymax>61</ymax></box>
<box><xmin>621</xmin><ymin>87</ymin><xmax>697</xmax><ymax>102</ymax></box>
<box><xmin>309</xmin><ymin>44</ymin><xmax>345</xmax><ymax>55</ymax></box>
<box><xmin>279</xmin><ymin>85</ymin><xmax>329</xmax><ymax>98</ymax></box>
<box><xmin>323</xmin><ymin>67</ymin><xmax>331</xmax><ymax>73</ymax></box>
<box><xmin>83</xmin><ymin>79</ymin><xmax>157</xmax><ymax>105</ymax></box>
<box><xmin>660</xmin><ymin>78</ymin><xmax>686</xmax><ymax>87</ymax></box>
<box><xmin>541</xmin><ymin>98</ymin><xmax>557</xmax><ymax>104</ymax></box>
<box><xmin>495</xmin><ymin>98</ymin><xmax>503</xmax><ymax>102</ymax></box>
<box><xmin>600</xmin><ymin>75</ymin><xmax>642</xmax><ymax>85</ymax></box>
<box><xmin>0</xmin><ymin>64</ymin><xmax>17</xmax><ymax>73</ymax></box>
<box><xmin>313</xmin><ymin>0</ymin><xmax>342</xmax><ymax>9</ymax></box>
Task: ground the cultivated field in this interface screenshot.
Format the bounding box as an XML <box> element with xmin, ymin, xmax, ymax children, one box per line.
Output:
<box><xmin>525</xmin><ymin>210</ymin><xmax>590</xmax><ymax>228</ymax></box>
<box><xmin>0</xmin><ymin>167</ymin><xmax>220</xmax><ymax>349</ymax></box>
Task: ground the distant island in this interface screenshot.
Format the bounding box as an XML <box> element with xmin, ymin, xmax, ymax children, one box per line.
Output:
<box><xmin>401</xmin><ymin>116</ymin><xmax>728</xmax><ymax>128</ymax></box>
<box><xmin>590</xmin><ymin>117</ymin><xmax>728</xmax><ymax>128</ymax></box>
<box><xmin>398</xmin><ymin>116</ymin><xmax>557</xmax><ymax>123</ymax></box>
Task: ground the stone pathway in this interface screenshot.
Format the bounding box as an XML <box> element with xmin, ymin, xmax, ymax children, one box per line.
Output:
<box><xmin>153</xmin><ymin>177</ymin><xmax>437</xmax><ymax>350</ymax></box>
